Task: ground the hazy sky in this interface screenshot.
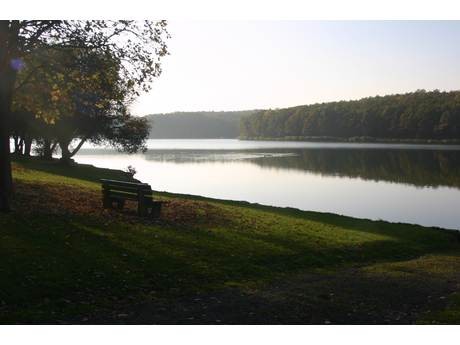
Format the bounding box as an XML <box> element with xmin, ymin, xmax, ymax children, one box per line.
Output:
<box><xmin>131</xmin><ymin>20</ymin><xmax>460</xmax><ymax>115</ymax></box>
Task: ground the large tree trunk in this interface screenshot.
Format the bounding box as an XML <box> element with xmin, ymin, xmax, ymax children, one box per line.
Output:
<box><xmin>59</xmin><ymin>139</ymin><xmax>72</xmax><ymax>163</ymax></box>
<box><xmin>0</xmin><ymin>21</ymin><xmax>19</xmax><ymax>212</ymax></box>
<box><xmin>58</xmin><ymin>137</ymin><xmax>86</xmax><ymax>164</ymax></box>
<box><xmin>0</xmin><ymin>106</ymin><xmax>13</xmax><ymax>211</ymax></box>
<box><xmin>42</xmin><ymin>139</ymin><xmax>54</xmax><ymax>160</ymax></box>
<box><xmin>23</xmin><ymin>136</ymin><xmax>32</xmax><ymax>157</ymax></box>
<box><xmin>13</xmin><ymin>135</ymin><xmax>20</xmax><ymax>154</ymax></box>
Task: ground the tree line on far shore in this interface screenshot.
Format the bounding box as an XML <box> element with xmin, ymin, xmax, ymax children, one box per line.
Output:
<box><xmin>146</xmin><ymin>111</ymin><xmax>257</xmax><ymax>139</ymax></box>
<box><xmin>239</xmin><ymin>90</ymin><xmax>460</xmax><ymax>141</ymax></box>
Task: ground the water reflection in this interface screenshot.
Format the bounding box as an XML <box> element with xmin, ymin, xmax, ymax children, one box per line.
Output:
<box><xmin>136</xmin><ymin>148</ymin><xmax>460</xmax><ymax>189</ymax></box>
<box><xmin>249</xmin><ymin>149</ymin><xmax>460</xmax><ymax>189</ymax></box>
<box><xmin>76</xmin><ymin>140</ymin><xmax>460</xmax><ymax>229</ymax></box>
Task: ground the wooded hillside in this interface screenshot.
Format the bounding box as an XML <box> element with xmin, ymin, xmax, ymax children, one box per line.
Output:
<box><xmin>240</xmin><ymin>90</ymin><xmax>460</xmax><ymax>141</ymax></box>
<box><xmin>146</xmin><ymin>111</ymin><xmax>258</xmax><ymax>139</ymax></box>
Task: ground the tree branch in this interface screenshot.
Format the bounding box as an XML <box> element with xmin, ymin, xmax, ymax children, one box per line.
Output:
<box><xmin>70</xmin><ymin>137</ymin><xmax>86</xmax><ymax>157</ymax></box>
<box><xmin>14</xmin><ymin>63</ymin><xmax>45</xmax><ymax>91</ymax></box>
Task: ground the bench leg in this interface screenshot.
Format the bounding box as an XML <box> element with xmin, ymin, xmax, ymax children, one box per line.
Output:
<box><xmin>103</xmin><ymin>196</ymin><xmax>111</xmax><ymax>209</ymax></box>
<box><xmin>148</xmin><ymin>202</ymin><xmax>163</xmax><ymax>219</ymax></box>
<box><xmin>103</xmin><ymin>197</ymin><xmax>125</xmax><ymax>210</ymax></box>
<box><xmin>116</xmin><ymin>199</ymin><xmax>125</xmax><ymax>210</ymax></box>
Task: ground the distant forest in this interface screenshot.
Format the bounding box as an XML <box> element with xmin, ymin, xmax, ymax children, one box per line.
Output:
<box><xmin>145</xmin><ymin>111</ymin><xmax>257</xmax><ymax>139</ymax></box>
<box><xmin>240</xmin><ymin>90</ymin><xmax>460</xmax><ymax>141</ymax></box>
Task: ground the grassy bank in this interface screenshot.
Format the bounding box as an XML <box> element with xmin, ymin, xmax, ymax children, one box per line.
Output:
<box><xmin>1</xmin><ymin>156</ymin><xmax>460</xmax><ymax>324</ymax></box>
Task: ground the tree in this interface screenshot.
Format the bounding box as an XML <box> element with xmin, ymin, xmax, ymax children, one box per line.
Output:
<box><xmin>9</xmin><ymin>110</ymin><xmax>35</xmax><ymax>156</ymax></box>
<box><xmin>0</xmin><ymin>20</ymin><xmax>169</xmax><ymax>211</ymax></box>
<box><xmin>15</xmin><ymin>48</ymin><xmax>150</xmax><ymax>162</ymax></box>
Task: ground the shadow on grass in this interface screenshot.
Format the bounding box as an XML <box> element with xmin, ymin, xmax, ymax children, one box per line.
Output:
<box><xmin>2</xmin><ymin>200</ymin><xmax>459</xmax><ymax>324</ymax></box>
<box><xmin>12</xmin><ymin>156</ymin><xmax>135</xmax><ymax>185</ymax></box>
<box><xmin>4</xmin><ymin>157</ymin><xmax>460</xmax><ymax>323</ymax></box>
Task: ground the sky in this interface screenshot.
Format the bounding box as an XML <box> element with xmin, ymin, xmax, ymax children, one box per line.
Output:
<box><xmin>130</xmin><ymin>20</ymin><xmax>460</xmax><ymax>115</ymax></box>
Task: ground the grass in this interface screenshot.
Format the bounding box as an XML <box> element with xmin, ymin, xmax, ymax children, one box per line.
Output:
<box><xmin>1</xmin><ymin>156</ymin><xmax>460</xmax><ymax>324</ymax></box>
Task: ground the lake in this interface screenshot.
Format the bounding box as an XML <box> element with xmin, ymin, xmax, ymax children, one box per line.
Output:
<box><xmin>75</xmin><ymin>139</ymin><xmax>460</xmax><ymax>230</ymax></box>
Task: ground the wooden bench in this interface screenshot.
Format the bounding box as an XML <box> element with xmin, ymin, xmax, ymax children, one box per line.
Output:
<box><xmin>101</xmin><ymin>179</ymin><xmax>165</xmax><ymax>217</ymax></box>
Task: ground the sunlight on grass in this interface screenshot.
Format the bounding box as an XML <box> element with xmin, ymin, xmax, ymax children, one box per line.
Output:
<box><xmin>1</xmin><ymin>157</ymin><xmax>460</xmax><ymax>323</ymax></box>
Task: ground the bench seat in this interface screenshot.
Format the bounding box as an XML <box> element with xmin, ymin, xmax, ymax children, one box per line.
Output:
<box><xmin>100</xmin><ymin>179</ymin><xmax>165</xmax><ymax>217</ymax></box>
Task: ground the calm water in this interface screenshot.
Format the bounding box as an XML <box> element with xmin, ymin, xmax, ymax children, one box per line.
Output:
<box><xmin>75</xmin><ymin>139</ymin><xmax>460</xmax><ymax>230</ymax></box>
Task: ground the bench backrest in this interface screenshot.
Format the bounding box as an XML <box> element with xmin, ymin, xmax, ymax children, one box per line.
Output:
<box><xmin>101</xmin><ymin>179</ymin><xmax>152</xmax><ymax>200</ymax></box>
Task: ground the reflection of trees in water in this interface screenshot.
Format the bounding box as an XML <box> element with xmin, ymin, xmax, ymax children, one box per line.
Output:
<box><xmin>142</xmin><ymin>150</ymin><xmax>296</xmax><ymax>163</ymax></box>
<box><xmin>250</xmin><ymin>149</ymin><xmax>460</xmax><ymax>188</ymax></box>
<box><xmin>142</xmin><ymin>148</ymin><xmax>460</xmax><ymax>188</ymax></box>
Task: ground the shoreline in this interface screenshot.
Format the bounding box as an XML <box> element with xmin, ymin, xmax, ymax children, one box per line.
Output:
<box><xmin>154</xmin><ymin>189</ymin><xmax>459</xmax><ymax>232</ymax></box>
<box><xmin>12</xmin><ymin>156</ymin><xmax>460</xmax><ymax>232</ymax></box>
<box><xmin>3</xmin><ymin>157</ymin><xmax>460</xmax><ymax>324</ymax></box>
